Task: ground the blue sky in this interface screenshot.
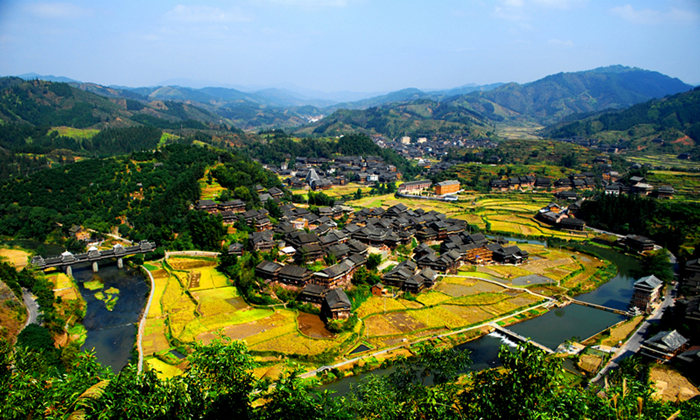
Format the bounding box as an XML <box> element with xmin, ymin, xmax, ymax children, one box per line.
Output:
<box><xmin>0</xmin><ymin>0</ymin><xmax>698</xmax><ymax>92</ymax></box>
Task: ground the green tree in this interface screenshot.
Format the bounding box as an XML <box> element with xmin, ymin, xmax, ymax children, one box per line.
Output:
<box><xmin>366</xmin><ymin>253</ymin><xmax>382</xmax><ymax>271</ymax></box>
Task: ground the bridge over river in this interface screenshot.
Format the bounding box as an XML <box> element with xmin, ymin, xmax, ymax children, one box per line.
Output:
<box><xmin>490</xmin><ymin>323</ymin><xmax>554</xmax><ymax>354</ymax></box>
<box><xmin>30</xmin><ymin>240</ymin><xmax>156</xmax><ymax>275</ymax></box>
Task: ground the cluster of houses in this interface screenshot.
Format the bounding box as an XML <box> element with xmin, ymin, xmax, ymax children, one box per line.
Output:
<box><xmin>263</xmin><ymin>155</ymin><xmax>401</xmax><ymax>191</ymax></box>
<box><xmin>373</xmin><ymin>134</ymin><xmax>497</xmax><ymax>160</ymax></box>
<box><xmin>231</xmin><ymin>202</ymin><xmax>529</xmax><ymax>322</ymax></box>
<box><xmin>603</xmin><ymin>175</ymin><xmax>675</xmax><ymax>199</ymax></box>
<box><xmin>490</xmin><ymin>173</ymin><xmax>597</xmax><ymax>194</ymax></box>
<box><xmin>490</xmin><ymin>171</ymin><xmax>676</xmax><ymax>200</ymax></box>
<box><xmin>194</xmin><ymin>186</ymin><xmax>285</xmax><ymax>224</ymax></box>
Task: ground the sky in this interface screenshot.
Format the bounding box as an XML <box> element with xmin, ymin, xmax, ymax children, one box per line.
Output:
<box><xmin>0</xmin><ymin>0</ymin><xmax>699</xmax><ymax>93</ymax></box>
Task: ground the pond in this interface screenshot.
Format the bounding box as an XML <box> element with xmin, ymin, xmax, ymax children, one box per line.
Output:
<box><xmin>71</xmin><ymin>261</ymin><xmax>149</xmax><ymax>373</ymax></box>
<box><xmin>507</xmin><ymin>304</ymin><xmax>626</xmax><ymax>350</ymax></box>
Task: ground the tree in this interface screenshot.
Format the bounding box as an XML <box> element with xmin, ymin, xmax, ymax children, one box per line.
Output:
<box><xmin>459</xmin><ymin>342</ymin><xmax>564</xmax><ymax>420</ymax></box>
<box><xmin>638</xmin><ymin>249</ymin><xmax>674</xmax><ymax>283</ymax></box>
<box><xmin>366</xmin><ymin>253</ymin><xmax>382</xmax><ymax>271</ymax></box>
<box><xmin>187</xmin><ymin>211</ymin><xmax>226</xmax><ymax>251</ymax></box>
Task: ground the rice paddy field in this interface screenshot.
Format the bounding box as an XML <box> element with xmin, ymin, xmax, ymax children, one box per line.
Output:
<box><xmin>360</xmin><ymin>276</ymin><xmax>542</xmax><ymax>342</ymax></box>
<box><xmin>0</xmin><ymin>248</ymin><xmax>30</xmax><ymax>269</ymax></box>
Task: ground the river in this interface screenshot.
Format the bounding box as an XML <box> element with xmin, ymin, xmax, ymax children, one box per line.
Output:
<box><xmin>71</xmin><ymin>261</ymin><xmax>149</xmax><ymax>373</ymax></box>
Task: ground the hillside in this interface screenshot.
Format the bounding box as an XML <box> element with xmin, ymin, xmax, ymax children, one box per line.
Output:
<box><xmin>475</xmin><ymin>65</ymin><xmax>693</xmax><ymax>125</ymax></box>
<box><xmin>0</xmin><ymin>78</ymin><xmax>226</xmax><ymax>130</ymax></box>
<box><xmin>541</xmin><ymin>87</ymin><xmax>700</xmax><ymax>158</ymax></box>
<box><xmin>298</xmin><ymin>66</ymin><xmax>693</xmax><ymax>137</ymax></box>
<box><xmin>296</xmin><ymin>98</ymin><xmax>491</xmax><ymax>138</ymax></box>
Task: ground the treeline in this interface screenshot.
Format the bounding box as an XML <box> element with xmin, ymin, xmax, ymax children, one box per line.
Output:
<box><xmin>130</xmin><ymin>114</ymin><xmax>209</xmax><ymax>130</ymax></box>
<box><xmin>0</xmin><ymin>123</ymin><xmax>162</xmax><ymax>157</ymax></box>
<box><xmin>244</xmin><ymin>133</ymin><xmax>421</xmax><ymax>179</ymax></box>
<box><xmin>545</xmin><ymin>87</ymin><xmax>700</xmax><ymax>139</ymax></box>
<box><xmin>580</xmin><ymin>194</ymin><xmax>700</xmax><ymax>256</ymax></box>
<box><xmin>2</xmin><ymin>339</ymin><xmax>699</xmax><ymax>419</ymax></box>
<box><xmin>87</xmin><ymin>126</ymin><xmax>162</xmax><ymax>155</ymax></box>
<box><xmin>0</xmin><ymin>81</ymin><xmax>101</xmax><ymax>128</ymax></box>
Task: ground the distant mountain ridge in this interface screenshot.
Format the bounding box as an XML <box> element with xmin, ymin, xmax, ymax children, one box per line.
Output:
<box><xmin>299</xmin><ymin>65</ymin><xmax>694</xmax><ymax>137</ymax></box>
<box><xmin>11</xmin><ymin>65</ymin><xmax>694</xmax><ymax>133</ymax></box>
<box><xmin>0</xmin><ymin>78</ymin><xmax>226</xmax><ymax>130</ymax></box>
<box><xmin>472</xmin><ymin>65</ymin><xmax>692</xmax><ymax>125</ymax></box>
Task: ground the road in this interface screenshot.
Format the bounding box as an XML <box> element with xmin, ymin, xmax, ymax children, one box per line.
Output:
<box><xmin>21</xmin><ymin>287</ymin><xmax>40</xmax><ymax>328</ymax></box>
<box><xmin>591</xmin><ymin>283</ymin><xmax>676</xmax><ymax>386</ymax></box>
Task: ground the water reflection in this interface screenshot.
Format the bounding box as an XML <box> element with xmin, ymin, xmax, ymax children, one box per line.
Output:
<box><xmin>72</xmin><ymin>261</ymin><xmax>148</xmax><ymax>373</ymax></box>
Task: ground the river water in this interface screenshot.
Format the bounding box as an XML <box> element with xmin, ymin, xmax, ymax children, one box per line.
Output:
<box><xmin>71</xmin><ymin>261</ymin><xmax>149</xmax><ymax>373</ymax></box>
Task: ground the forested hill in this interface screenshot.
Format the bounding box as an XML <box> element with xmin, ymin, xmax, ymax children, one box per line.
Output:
<box><xmin>0</xmin><ymin>143</ymin><xmax>282</xmax><ymax>250</ymax></box>
<box><xmin>470</xmin><ymin>65</ymin><xmax>693</xmax><ymax>126</ymax></box>
<box><xmin>541</xmin><ymin>87</ymin><xmax>700</xmax><ymax>158</ymax></box>
<box><xmin>0</xmin><ymin>78</ymin><xmax>225</xmax><ymax>130</ymax></box>
<box><xmin>296</xmin><ymin>66</ymin><xmax>692</xmax><ymax>137</ymax></box>
<box><xmin>296</xmin><ymin>98</ymin><xmax>492</xmax><ymax>138</ymax></box>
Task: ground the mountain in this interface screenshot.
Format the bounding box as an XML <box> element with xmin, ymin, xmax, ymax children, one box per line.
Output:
<box><xmin>16</xmin><ymin>73</ymin><xmax>81</xmax><ymax>84</ymax></box>
<box><xmin>297</xmin><ymin>98</ymin><xmax>491</xmax><ymax>138</ymax></box>
<box><xmin>0</xmin><ymin>78</ymin><xmax>225</xmax><ymax>129</ymax></box>
<box><xmin>473</xmin><ymin>65</ymin><xmax>693</xmax><ymax>125</ymax></box>
<box><xmin>540</xmin><ymin>87</ymin><xmax>700</xmax><ymax>158</ymax></box>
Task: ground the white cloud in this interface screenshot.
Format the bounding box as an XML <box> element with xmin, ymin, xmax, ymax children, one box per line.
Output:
<box><xmin>532</xmin><ymin>0</ymin><xmax>586</xmax><ymax>9</ymax></box>
<box><xmin>165</xmin><ymin>5</ymin><xmax>253</xmax><ymax>23</ymax></box>
<box><xmin>549</xmin><ymin>38</ymin><xmax>574</xmax><ymax>47</ymax></box>
<box><xmin>610</xmin><ymin>4</ymin><xmax>699</xmax><ymax>25</ymax></box>
<box><xmin>257</xmin><ymin>0</ymin><xmax>350</xmax><ymax>8</ymax></box>
<box><xmin>26</xmin><ymin>2</ymin><xmax>92</xmax><ymax>19</ymax></box>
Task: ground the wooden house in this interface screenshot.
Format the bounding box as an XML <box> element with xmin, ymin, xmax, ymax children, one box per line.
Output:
<box><xmin>641</xmin><ymin>330</ymin><xmax>689</xmax><ymax>363</ymax></box>
<box><xmin>631</xmin><ymin>275</ymin><xmax>663</xmax><ymax>314</ymax></box>
<box><xmin>323</xmin><ymin>288</ymin><xmax>352</xmax><ymax>320</ymax></box>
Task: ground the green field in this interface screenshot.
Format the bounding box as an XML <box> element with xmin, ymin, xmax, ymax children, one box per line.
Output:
<box><xmin>52</xmin><ymin>126</ymin><xmax>99</xmax><ymax>139</ymax></box>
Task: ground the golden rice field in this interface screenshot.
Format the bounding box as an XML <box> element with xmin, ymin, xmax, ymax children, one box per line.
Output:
<box><xmin>189</xmin><ymin>267</ymin><xmax>229</xmax><ymax>290</ymax></box>
<box><xmin>145</xmin><ymin>357</ymin><xmax>184</xmax><ymax>380</ymax></box>
<box><xmin>416</xmin><ymin>291</ymin><xmax>453</xmax><ymax>306</ymax></box>
<box><xmin>355</xmin><ymin>296</ymin><xmax>409</xmax><ymax>318</ymax></box>
<box><xmin>0</xmin><ymin>248</ymin><xmax>30</xmax><ymax>269</ymax></box>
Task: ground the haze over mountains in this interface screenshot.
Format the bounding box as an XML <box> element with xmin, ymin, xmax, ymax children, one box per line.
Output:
<box><xmin>8</xmin><ymin>65</ymin><xmax>694</xmax><ymax>136</ymax></box>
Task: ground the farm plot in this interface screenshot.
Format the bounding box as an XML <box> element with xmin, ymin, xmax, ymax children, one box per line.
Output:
<box><xmin>146</xmin><ymin>267</ymin><xmax>170</xmax><ymax>318</ymax></box>
<box><xmin>160</xmin><ymin>274</ymin><xmax>185</xmax><ymax>313</ymax></box>
<box><xmin>249</xmin><ymin>331</ymin><xmax>340</xmax><ymax>356</ymax></box>
<box><xmin>142</xmin><ymin>318</ymin><xmax>171</xmax><ymax>355</ymax></box>
<box><xmin>168</xmin><ymin>295</ymin><xmax>199</xmax><ymax>339</ymax></box>
<box><xmin>441</xmin><ymin>305</ymin><xmax>494</xmax><ymax>325</ymax></box>
<box><xmin>409</xmin><ymin>306</ymin><xmax>468</xmax><ymax>329</ymax></box>
<box><xmin>0</xmin><ymin>248</ymin><xmax>30</xmax><ymax>269</ymax></box>
<box><xmin>448</xmin><ymin>292</ymin><xmax>508</xmax><ymax>306</ymax></box>
<box><xmin>146</xmin><ymin>357</ymin><xmax>184</xmax><ymax>380</ymax></box>
<box><xmin>189</xmin><ymin>267</ymin><xmax>229</xmax><ymax>290</ymax></box>
<box><xmin>438</xmin><ymin>278</ymin><xmax>504</xmax><ymax>297</ymax></box>
<box><xmin>416</xmin><ymin>291</ymin><xmax>452</xmax><ymax>306</ymax></box>
<box><xmin>168</xmin><ymin>257</ymin><xmax>217</xmax><ymax>271</ymax></box>
<box><xmin>356</xmin><ymin>296</ymin><xmax>409</xmax><ymax>318</ymax></box>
